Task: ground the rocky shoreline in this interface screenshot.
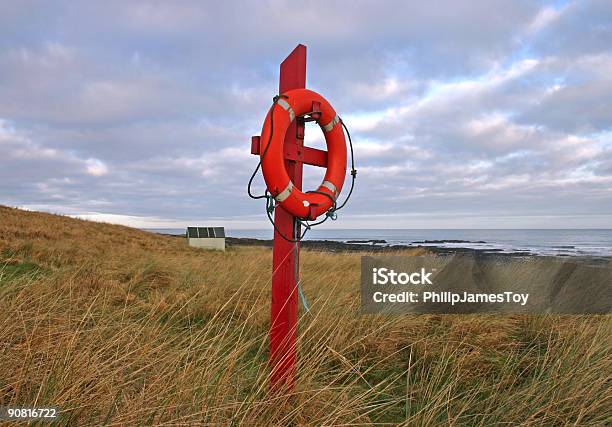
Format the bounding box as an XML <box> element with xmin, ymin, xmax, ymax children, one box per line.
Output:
<box><xmin>159</xmin><ymin>232</ymin><xmax>610</xmax><ymax>261</ymax></box>
<box><xmin>224</xmin><ymin>236</ymin><xmax>534</xmax><ymax>257</ymax></box>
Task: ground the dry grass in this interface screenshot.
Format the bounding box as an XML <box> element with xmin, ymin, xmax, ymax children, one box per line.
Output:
<box><xmin>0</xmin><ymin>205</ymin><xmax>610</xmax><ymax>425</ymax></box>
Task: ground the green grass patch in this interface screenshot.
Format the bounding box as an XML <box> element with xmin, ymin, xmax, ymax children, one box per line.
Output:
<box><xmin>0</xmin><ymin>260</ymin><xmax>46</xmax><ymax>285</ymax></box>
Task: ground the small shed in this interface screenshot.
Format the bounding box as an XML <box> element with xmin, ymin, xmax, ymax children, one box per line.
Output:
<box><xmin>186</xmin><ymin>227</ymin><xmax>225</xmax><ymax>251</ymax></box>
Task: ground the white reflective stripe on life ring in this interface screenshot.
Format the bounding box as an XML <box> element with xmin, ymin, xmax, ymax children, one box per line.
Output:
<box><xmin>321</xmin><ymin>180</ymin><xmax>337</xmax><ymax>197</ymax></box>
<box><xmin>275</xmin><ymin>181</ymin><xmax>293</xmax><ymax>202</ymax></box>
<box><xmin>276</xmin><ymin>99</ymin><xmax>295</xmax><ymax>122</ymax></box>
<box><xmin>322</xmin><ymin>115</ymin><xmax>339</xmax><ymax>132</ymax></box>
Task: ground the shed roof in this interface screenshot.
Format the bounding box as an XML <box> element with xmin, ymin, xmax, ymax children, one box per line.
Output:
<box><xmin>187</xmin><ymin>227</ymin><xmax>225</xmax><ymax>238</ymax></box>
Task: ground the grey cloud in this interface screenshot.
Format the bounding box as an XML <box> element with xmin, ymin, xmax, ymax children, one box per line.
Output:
<box><xmin>514</xmin><ymin>54</ymin><xmax>612</xmax><ymax>133</ymax></box>
<box><xmin>0</xmin><ymin>1</ymin><xmax>610</xmax><ymax>228</ymax></box>
<box><xmin>531</xmin><ymin>0</ymin><xmax>612</xmax><ymax>58</ymax></box>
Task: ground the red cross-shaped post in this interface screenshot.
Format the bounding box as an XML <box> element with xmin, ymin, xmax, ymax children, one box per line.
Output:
<box><xmin>250</xmin><ymin>44</ymin><xmax>327</xmax><ymax>390</ymax></box>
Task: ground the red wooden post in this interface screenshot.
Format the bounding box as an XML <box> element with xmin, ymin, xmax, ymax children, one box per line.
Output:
<box><xmin>251</xmin><ymin>45</ymin><xmax>329</xmax><ymax>390</ymax></box>
<box><xmin>269</xmin><ymin>44</ymin><xmax>306</xmax><ymax>390</ymax></box>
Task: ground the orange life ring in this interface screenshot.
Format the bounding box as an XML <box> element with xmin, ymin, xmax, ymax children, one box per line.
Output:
<box><xmin>260</xmin><ymin>89</ymin><xmax>347</xmax><ymax>220</ymax></box>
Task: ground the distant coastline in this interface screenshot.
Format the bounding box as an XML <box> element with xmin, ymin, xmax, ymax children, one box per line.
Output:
<box><xmin>223</xmin><ymin>236</ymin><xmax>532</xmax><ymax>256</ymax></box>
<box><xmin>156</xmin><ymin>233</ymin><xmax>611</xmax><ymax>262</ymax></box>
<box><xmin>150</xmin><ymin>228</ymin><xmax>612</xmax><ymax>258</ymax></box>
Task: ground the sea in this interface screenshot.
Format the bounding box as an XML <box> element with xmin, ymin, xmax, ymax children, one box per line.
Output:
<box><xmin>145</xmin><ymin>228</ymin><xmax>612</xmax><ymax>257</ymax></box>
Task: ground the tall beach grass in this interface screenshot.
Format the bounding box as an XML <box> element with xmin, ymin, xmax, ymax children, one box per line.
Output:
<box><xmin>0</xmin><ymin>206</ymin><xmax>610</xmax><ymax>425</ymax></box>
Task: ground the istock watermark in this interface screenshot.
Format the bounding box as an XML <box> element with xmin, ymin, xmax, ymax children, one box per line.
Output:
<box><xmin>361</xmin><ymin>256</ymin><xmax>611</xmax><ymax>314</ymax></box>
<box><xmin>372</xmin><ymin>267</ymin><xmax>433</xmax><ymax>285</ymax></box>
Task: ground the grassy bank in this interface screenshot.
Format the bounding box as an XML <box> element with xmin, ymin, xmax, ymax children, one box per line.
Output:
<box><xmin>0</xmin><ymin>205</ymin><xmax>610</xmax><ymax>425</ymax></box>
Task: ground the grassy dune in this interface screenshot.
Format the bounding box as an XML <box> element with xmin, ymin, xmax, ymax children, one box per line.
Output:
<box><xmin>0</xmin><ymin>205</ymin><xmax>610</xmax><ymax>425</ymax></box>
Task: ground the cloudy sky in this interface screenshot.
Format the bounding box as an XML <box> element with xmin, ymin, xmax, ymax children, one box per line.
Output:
<box><xmin>1</xmin><ymin>0</ymin><xmax>611</xmax><ymax>230</ymax></box>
